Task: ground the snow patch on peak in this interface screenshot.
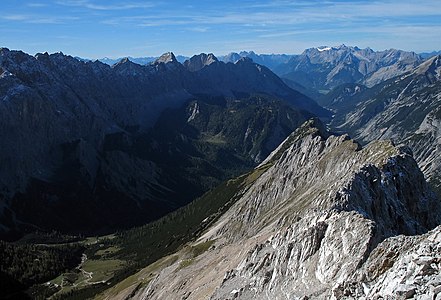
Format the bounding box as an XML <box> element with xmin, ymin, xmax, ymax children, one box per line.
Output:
<box><xmin>317</xmin><ymin>46</ymin><xmax>332</xmax><ymax>52</ymax></box>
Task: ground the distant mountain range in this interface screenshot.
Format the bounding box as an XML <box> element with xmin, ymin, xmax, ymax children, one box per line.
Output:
<box><xmin>274</xmin><ymin>45</ymin><xmax>423</xmax><ymax>92</ymax></box>
<box><xmin>92</xmin><ymin>48</ymin><xmax>441</xmax><ymax>69</ymax></box>
<box><xmin>0</xmin><ymin>48</ymin><xmax>326</xmax><ymax>240</ymax></box>
<box><xmin>93</xmin><ymin>55</ymin><xmax>190</xmax><ymax>66</ymax></box>
<box><xmin>90</xmin><ymin>51</ymin><xmax>292</xmax><ymax>68</ymax></box>
<box><xmin>93</xmin><ymin>46</ymin><xmax>439</xmax><ymax>100</ymax></box>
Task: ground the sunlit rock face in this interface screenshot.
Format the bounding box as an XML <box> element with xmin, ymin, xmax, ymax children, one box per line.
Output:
<box><xmin>123</xmin><ymin>120</ymin><xmax>440</xmax><ymax>300</ymax></box>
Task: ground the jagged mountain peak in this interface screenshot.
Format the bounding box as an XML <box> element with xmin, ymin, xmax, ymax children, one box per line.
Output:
<box><xmin>116</xmin><ymin>57</ymin><xmax>131</xmax><ymax>64</ymax></box>
<box><xmin>34</xmin><ymin>52</ymin><xmax>50</xmax><ymax>59</ymax></box>
<box><xmin>218</xmin><ymin>51</ymin><xmax>294</xmax><ymax>70</ymax></box>
<box><xmin>154</xmin><ymin>51</ymin><xmax>178</xmax><ymax>64</ymax></box>
<box><xmin>152</xmin><ymin>52</ymin><xmax>182</xmax><ymax>72</ymax></box>
<box><xmin>110</xmin><ymin>56</ymin><xmax>147</xmax><ymax>75</ymax></box>
<box><xmin>239</xmin><ymin>50</ymin><xmax>256</xmax><ymax>56</ymax></box>
<box><xmin>183</xmin><ymin>53</ymin><xmax>218</xmax><ymax>72</ymax></box>
<box><xmin>110</xmin><ymin>57</ymin><xmax>139</xmax><ymax>69</ymax></box>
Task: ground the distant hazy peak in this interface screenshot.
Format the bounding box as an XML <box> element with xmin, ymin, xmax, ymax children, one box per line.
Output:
<box><xmin>111</xmin><ymin>57</ymin><xmax>145</xmax><ymax>70</ymax></box>
<box><xmin>239</xmin><ymin>50</ymin><xmax>256</xmax><ymax>56</ymax></box>
<box><xmin>114</xmin><ymin>57</ymin><xmax>131</xmax><ymax>65</ymax></box>
<box><xmin>222</xmin><ymin>52</ymin><xmax>242</xmax><ymax>63</ymax></box>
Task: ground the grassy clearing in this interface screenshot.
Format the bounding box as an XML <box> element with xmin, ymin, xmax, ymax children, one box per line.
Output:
<box><xmin>82</xmin><ymin>234</ymin><xmax>116</xmax><ymax>246</ymax></box>
<box><xmin>95</xmin><ymin>246</ymin><xmax>121</xmax><ymax>258</ymax></box>
<box><xmin>178</xmin><ymin>258</ymin><xmax>194</xmax><ymax>270</ymax></box>
<box><xmin>188</xmin><ymin>240</ymin><xmax>215</xmax><ymax>257</ymax></box>
<box><xmin>202</xmin><ymin>133</ymin><xmax>227</xmax><ymax>145</ymax></box>
<box><xmin>82</xmin><ymin>259</ymin><xmax>125</xmax><ymax>283</ymax></box>
<box><xmin>243</xmin><ymin>163</ymin><xmax>272</xmax><ymax>186</ymax></box>
<box><xmin>175</xmin><ymin>240</ymin><xmax>215</xmax><ymax>271</ymax></box>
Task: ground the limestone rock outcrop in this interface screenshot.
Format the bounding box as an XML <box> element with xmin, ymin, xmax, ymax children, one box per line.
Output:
<box><xmin>116</xmin><ymin>120</ymin><xmax>440</xmax><ymax>300</ymax></box>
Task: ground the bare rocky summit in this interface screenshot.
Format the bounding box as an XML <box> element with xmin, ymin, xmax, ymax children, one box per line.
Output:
<box><xmin>184</xmin><ymin>53</ymin><xmax>218</xmax><ymax>72</ymax></box>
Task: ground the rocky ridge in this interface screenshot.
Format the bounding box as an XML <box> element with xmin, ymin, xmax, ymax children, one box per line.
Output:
<box><xmin>101</xmin><ymin>120</ymin><xmax>441</xmax><ymax>300</ymax></box>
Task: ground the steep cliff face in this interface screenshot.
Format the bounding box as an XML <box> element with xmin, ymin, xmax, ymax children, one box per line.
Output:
<box><xmin>101</xmin><ymin>120</ymin><xmax>440</xmax><ymax>300</ymax></box>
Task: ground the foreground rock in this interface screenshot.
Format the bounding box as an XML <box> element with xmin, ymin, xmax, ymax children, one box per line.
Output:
<box><xmin>99</xmin><ymin>120</ymin><xmax>441</xmax><ymax>299</ymax></box>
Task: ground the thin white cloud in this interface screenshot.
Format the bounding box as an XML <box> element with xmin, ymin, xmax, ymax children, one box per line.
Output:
<box><xmin>3</xmin><ymin>15</ymin><xmax>28</xmax><ymax>21</ymax></box>
<box><xmin>98</xmin><ymin>0</ymin><xmax>441</xmax><ymax>29</ymax></box>
<box><xmin>27</xmin><ymin>3</ymin><xmax>48</xmax><ymax>7</ymax></box>
<box><xmin>187</xmin><ymin>26</ymin><xmax>210</xmax><ymax>33</ymax></box>
<box><xmin>57</xmin><ymin>0</ymin><xmax>156</xmax><ymax>11</ymax></box>
<box><xmin>258</xmin><ymin>28</ymin><xmax>336</xmax><ymax>38</ymax></box>
<box><xmin>2</xmin><ymin>14</ymin><xmax>79</xmax><ymax>24</ymax></box>
<box><xmin>29</xmin><ymin>18</ymin><xmax>65</xmax><ymax>24</ymax></box>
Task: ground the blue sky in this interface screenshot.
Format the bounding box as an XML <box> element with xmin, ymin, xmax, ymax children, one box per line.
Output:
<box><xmin>1</xmin><ymin>0</ymin><xmax>440</xmax><ymax>58</ymax></box>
